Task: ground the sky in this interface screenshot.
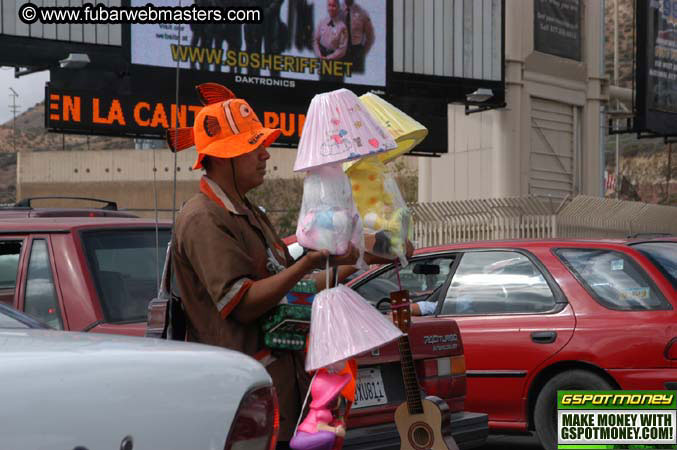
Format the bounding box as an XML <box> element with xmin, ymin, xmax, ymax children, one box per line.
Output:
<box><xmin>0</xmin><ymin>66</ymin><xmax>50</xmax><ymax>125</ymax></box>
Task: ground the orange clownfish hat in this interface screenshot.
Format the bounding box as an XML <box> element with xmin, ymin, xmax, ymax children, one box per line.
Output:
<box><xmin>166</xmin><ymin>83</ymin><xmax>282</xmax><ymax>170</ymax></box>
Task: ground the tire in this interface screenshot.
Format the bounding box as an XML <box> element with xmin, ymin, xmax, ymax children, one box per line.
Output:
<box><xmin>534</xmin><ymin>370</ymin><xmax>613</xmax><ymax>450</ymax></box>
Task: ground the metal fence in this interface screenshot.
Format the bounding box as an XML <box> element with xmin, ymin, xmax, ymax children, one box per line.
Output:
<box><xmin>409</xmin><ymin>195</ymin><xmax>677</xmax><ymax>247</ymax></box>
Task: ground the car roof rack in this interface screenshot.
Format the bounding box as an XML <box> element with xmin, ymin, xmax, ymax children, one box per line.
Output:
<box><xmin>626</xmin><ymin>232</ymin><xmax>674</xmax><ymax>239</ymax></box>
<box><xmin>13</xmin><ymin>197</ymin><xmax>119</xmax><ymax>211</ymax></box>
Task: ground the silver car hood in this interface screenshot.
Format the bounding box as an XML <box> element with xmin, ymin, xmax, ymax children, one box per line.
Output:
<box><xmin>0</xmin><ymin>330</ymin><xmax>271</xmax><ymax>450</ymax></box>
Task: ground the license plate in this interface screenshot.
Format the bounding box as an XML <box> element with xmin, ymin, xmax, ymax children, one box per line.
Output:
<box><xmin>352</xmin><ymin>367</ymin><xmax>388</xmax><ymax>409</ymax></box>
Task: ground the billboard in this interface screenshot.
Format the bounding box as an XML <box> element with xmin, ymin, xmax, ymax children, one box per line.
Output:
<box><xmin>45</xmin><ymin>83</ymin><xmax>308</xmax><ymax>143</ymax></box>
<box><xmin>636</xmin><ymin>0</ymin><xmax>677</xmax><ymax>136</ymax></box>
<box><xmin>533</xmin><ymin>0</ymin><xmax>581</xmax><ymax>61</ymax></box>
<box><xmin>45</xmin><ymin>81</ymin><xmax>447</xmax><ymax>154</ymax></box>
<box><xmin>131</xmin><ymin>0</ymin><xmax>386</xmax><ymax>88</ymax></box>
<box><xmin>0</xmin><ymin>0</ymin><xmax>123</xmax><ymax>68</ymax></box>
<box><xmin>41</xmin><ymin>0</ymin><xmax>504</xmax><ymax>156</ymax></box>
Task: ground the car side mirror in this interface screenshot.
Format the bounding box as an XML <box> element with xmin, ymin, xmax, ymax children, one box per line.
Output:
<box><xmin>413</xmin><ymin>263</ymin><xmax>440</xmax><ymax>275</ymax></box>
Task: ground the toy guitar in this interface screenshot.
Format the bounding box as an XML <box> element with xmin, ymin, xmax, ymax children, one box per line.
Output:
<box><xmin>390</xmin><ymin>290</ymin><xmax>459</xmax><ymax>450</ymax></box>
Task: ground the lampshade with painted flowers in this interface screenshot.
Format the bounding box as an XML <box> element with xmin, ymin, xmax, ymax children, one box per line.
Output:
<box><xmin>293</xmin><ymin>89</ymin><xmax>397</xmax><ymax>172</ymax></box>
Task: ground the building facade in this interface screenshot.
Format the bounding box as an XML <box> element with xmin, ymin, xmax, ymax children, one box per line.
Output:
<box><xmin>419</xmin><ymin>0</ymin><xmax>607</xmax><ymax>202</ymax></box>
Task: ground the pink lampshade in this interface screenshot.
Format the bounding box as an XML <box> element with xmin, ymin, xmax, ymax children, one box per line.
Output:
<box><xmin>305</xmin><ymin>285</ymin><xmax>403</xmax><ymax>372</ymax></box>
<box><xmin>293</xmin><ymin>89</ymin><xmax>397</xmax><ymax>172</ymax></box>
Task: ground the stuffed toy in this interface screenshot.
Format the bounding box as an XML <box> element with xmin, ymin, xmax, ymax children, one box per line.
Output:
<box><xmin>346</xmin><ymin>156</ymin><xmax>411</xmax><ymax>263</ymax></box>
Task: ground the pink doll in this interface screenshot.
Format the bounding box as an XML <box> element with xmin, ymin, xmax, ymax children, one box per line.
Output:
<box><xmin>290</xmin><ymin>371</ymin><xmax>351</xmax><ymax>450</ymax></box>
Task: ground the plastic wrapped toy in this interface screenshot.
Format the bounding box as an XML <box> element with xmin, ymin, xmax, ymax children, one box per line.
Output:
<box><xmin>342</xmin><ymin>93</ymin><xmax>427</xmax><ymax>265</ymax></box>
<box><xmin>290</xmin><ymin>371</ymin><xmax>351</xmax><ymax>450</ymax></box>
<box><xmin>296</xmin><ymin>165</ymin><xmax>362</xmax><ymax>256</ymax></box>
<box><xmin>346</xmin><ymin>156</ymin><xmax>412</xmax><ymax>266</ymax></box>
<box><xmin>293</xmin><ymin>89</ymin><xmax>397</xmax><ymax>263</ymax></box>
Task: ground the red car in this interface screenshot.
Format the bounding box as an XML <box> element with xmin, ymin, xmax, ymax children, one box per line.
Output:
<box><xmin>0</xmin><ymin>216</ymin><xmax>488</xmax><ymax>449</ymax></box>
<box><xmin>0</xmin><ymin>217</ymin><xmax>171</xmax><ymax>335</ymax></box>
<box><xmin>346</xmin><ymin>237</ymin><xmax>677</xmax><ymax>450</ymax></box>
<box><xmin>0</xmin><ymin>196</ymin><xmax>138</xmax><ymax>218</ymax></box>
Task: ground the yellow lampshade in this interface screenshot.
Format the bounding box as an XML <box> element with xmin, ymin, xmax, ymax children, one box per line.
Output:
<box><xmin>344</xmin><ymin>93</ymin><xmax>428</xmax><ymax>173</ymax></box>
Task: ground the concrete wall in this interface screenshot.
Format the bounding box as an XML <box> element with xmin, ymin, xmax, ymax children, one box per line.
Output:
<box><xmin>17</xmin><ymin>147</ymin><xmax>300</xmax><ymax>219</ymax></box>
<box><xmin>420</xmin><ymin>0</ymin><xmax>606</xmax><ymax>202</ymax></box>
<box><xmin>17</xmin><ymin>147</ymin><xmax>418</xmax><ymax>219</ymax></box>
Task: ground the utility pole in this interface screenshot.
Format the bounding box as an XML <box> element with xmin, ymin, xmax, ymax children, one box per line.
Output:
<box><xmin>667</xmin><ymin>143</ymin><xmax>672</xmax><ymax>205</ymax></box>
<box><xmin>8</xmin><ymin>88</ymin><xmax>20</xmax><ymax>153</ymax></box>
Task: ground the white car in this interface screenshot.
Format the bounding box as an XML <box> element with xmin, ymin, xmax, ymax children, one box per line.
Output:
<box><xmin>0</xmin><ymin>304</ymin><xmax>278</xmax><ymax>450</ymax></box>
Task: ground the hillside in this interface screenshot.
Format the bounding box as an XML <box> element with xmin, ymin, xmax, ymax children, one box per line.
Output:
<box><xmin>0</xmin><ymin>101</ymin><xmax>136</xmax><ymax>202</ymax></box>
<box><xmin>604</xmin><ymin>0</ymin><xmax>634</xmax><ymax>89</ymax></box>
<box><xmin>603</xmin><ymin>0</ymin><xmax>675</xmax><ymax>204</ymax></box>
<box><xmin>0</xmin><ymin>102</ymin><xmax>134</xmax><ymax>154</ymax></box>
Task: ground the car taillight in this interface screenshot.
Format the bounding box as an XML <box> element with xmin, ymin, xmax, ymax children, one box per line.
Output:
<box><xmin>224</xmin><ymin>386</ymin><xmax>279</xmax><ymax>450</ymax></box>
<box><xmin>417</xmin><ymin>355</ymin><xmax>466</xmax><ymax>398</ymax></box>
<box><xmin>665</xmin><ymin>338</ymin><xmax>677</xmax><ymax>360</ymax></box>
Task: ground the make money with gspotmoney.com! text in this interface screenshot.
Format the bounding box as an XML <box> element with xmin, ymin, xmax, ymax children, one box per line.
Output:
<box><xmin>18</xmin><ymin>2</ymin><xmax>262</xmax><ymax>25</ymax></box>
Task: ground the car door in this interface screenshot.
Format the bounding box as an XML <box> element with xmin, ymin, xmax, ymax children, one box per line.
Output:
<box><xmin>16</xmin><ymin>236</ymin><xmax>67</xmax><ymax>330</ymax></box>
<box><xmin>435</xmin><ymin>249</ymin><xmax>575</xmax><ymax>425</ymax></box>
<box><xmin>0</xmin><ymin>237</ymin><xmax>26</xmax><ymax>308</ymax></box>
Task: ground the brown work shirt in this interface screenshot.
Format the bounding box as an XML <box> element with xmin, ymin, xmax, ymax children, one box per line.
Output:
<box><xmin>172</xmin><ymin>175</ymin><xmax>309</xmax><ymax>442</ymax></box>
<box><xmin>313</xmin><ymin>16</ymin><xmax>348</xmax><ymax>59</ymax></box>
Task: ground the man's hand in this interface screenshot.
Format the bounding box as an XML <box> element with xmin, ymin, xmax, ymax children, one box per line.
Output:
<box><xmin>363</xmin><ymin>238</ymin><xmax>416</xmax><ymax>265</ymax></box>
<box><xmin>405</xmin><ymin>239</ymin><xmax>415</xmax><ymax>259</ymax></box>
<box><xmin>363</xmin><ymin>251</ymin><xmax>396</xmax><ymax>265</ymax></box>
<box><xmin>305</xmin><ymin>242</ymin><xmax>359</xmax><ymax>270</ymax></box>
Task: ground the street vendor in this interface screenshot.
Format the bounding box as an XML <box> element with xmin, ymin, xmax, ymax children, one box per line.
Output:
<box><xmin>167</xmin><ymin>83</ymin><xmax>361</xmax><ymax>448</ymax></box>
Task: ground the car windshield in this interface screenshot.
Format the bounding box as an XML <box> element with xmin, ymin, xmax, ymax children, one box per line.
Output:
<box><xmin>81</xmin><ymin>229</ymin><xmax>171</xmax><ymax>323</ymax></box>
<box><xmin>630</xmin><ymin>242</ymin><xmax>677</xmax><ymax>289</ymax></box>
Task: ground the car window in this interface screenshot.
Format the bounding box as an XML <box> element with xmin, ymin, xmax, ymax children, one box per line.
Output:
<box><xmin>556</xmin><ymin>248</ymin><xmax>671</xmax><ymax>311</ymax></box>
<box><xmin>0</xmin><ymin>240</ymin><xmax>22</xmax><ymax>307</ymax></box>
<box><xmin>354</xmin><ymin>256</ymin><xmax>455</xmax><ymax>307</ymax></box>
<box><xmin>441</xmin><ymin>251</ymin><xmax>556</xmax><ymax>315</ymax></box>
<box><xmin>0</xmin><ymin>304</ymin><xmax>49</xmax><ymax>329</ymax></box>
<box><xmin>23</xmin><ymin>239</ymin><xmax>63</xmax><ymax>330</ymax></box>
<box><xmin>82</xmin><ymin>229</ymin><xmax>171</xmax><ymax>323</ymax></box>
<box><xmin>0</xmin><ymin>309</ymin><xmax>29</xmax><ymax>329</ymax></box>
<box><xmin>630</xmin><ymin>242</ymin><xmax>677</xmax><ymax>289</ymax></box>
